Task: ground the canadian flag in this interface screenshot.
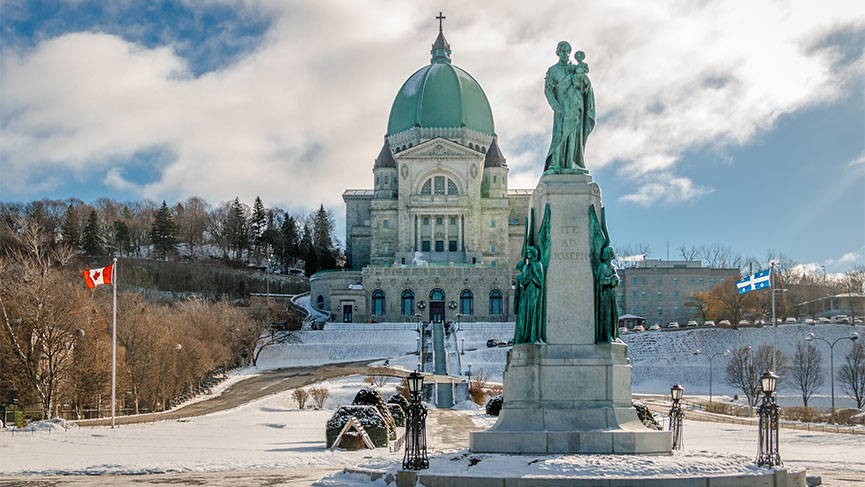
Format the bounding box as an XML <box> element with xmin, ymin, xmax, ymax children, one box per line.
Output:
<box><xmin>82</xmin><ymin>264</ymin><xmax>113</xmax><ymax>289</ymax></box>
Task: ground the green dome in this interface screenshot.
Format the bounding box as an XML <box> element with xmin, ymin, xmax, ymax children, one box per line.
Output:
<box><xmin>387</xmin><ymin>34</ymin><xmax>494</xmax><ymax>136</ymax></box>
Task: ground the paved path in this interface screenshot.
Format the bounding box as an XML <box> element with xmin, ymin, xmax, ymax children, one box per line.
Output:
<box><xmin>0</xmin><ymin>467</ymin><xmax>340</xmax><ymax>487</ymax></box>
<box><xmin>432</xmin><ymin>322</ymin><xmax>453</xmax><ymax>408</ymax></box>
<box><xmin>76</xmin><ymin>360</ymin><xmax>375</xmax><ymax>427</ymax></box>
<box><xmin>426</xmin><ymin>408</ymin><xmax>483</xmax><ymax>450</ymax></box>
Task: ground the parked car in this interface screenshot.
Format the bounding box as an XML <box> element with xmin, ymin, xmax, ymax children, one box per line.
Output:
<box><xmin>855</xmin><ymin>318</ymin><xmax>863</xmax><ymax>324</ymax></box>
<box><xmin>703</xmin><ymin>320</ymin><xmax>716</xmax><ymax>327</ymax></box>
<box><xmin>486</xmin><ymin>339</ymin><xmax>505</xmax><ymax>348</ymax></box>
<box><xmin>739</xmin><ymin>320</ymin><xmax>751</xmax><ymax>326</ymax></box>
<box><xmin>832</xmin><ymin>315</ymin><xmax>850</xmax><ymax>324</ymax></box>
<box><xmin>667</xmin><ymin>322</ymin><xmax>679</xmax><ymax>329</ymax></box>
<box><xmin>784</xmin><ymin>317</ymin><xmax>798</xmax><ymax>324</ymax></box>
<box><xmin>803</xmin><ymin>318</ymin><xmax>815</xmax><ymax>324</ymax></box>
<box><xmin>647</xmin><ymin>324</ymin><xmax>660</xmax><ymax>331</ymax></box>
<box><xmin>718</xmin><ymin>319</ymin><xmax>731</xmax><ymax>327</ymax></box>
<box><xmin>686</xmin><ymin>321</ymin><xmax>698</xmax><ymax>327</ymax></box>
<box><xmin>632</xmin><ymin>325</ymin><xmax>645</xmax><ymax>332</ymax></box>
<box><xmin>817</xmin><ymin>317</ymin><xmax>832</xmax><ymax>324</ymax></box>
<box><xmin>618</xmin><ymin>327</ymin><xmax>629</xmax><ymax>335</ymax></box>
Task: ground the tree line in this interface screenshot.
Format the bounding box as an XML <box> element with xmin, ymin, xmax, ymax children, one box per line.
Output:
<box><xmin>0</xmin><ymin>218</ymin><xmax>302</xmax><ymax>420</ymax></box>
<box><xmin>724</xmin><ymin>342</ymin><xmax>865</xmax><ymax>411</ymax></box>
<box><xmin>0</xmin><ymin>196</ymin><xmax>343</xmax><ymax>277</ymax></box>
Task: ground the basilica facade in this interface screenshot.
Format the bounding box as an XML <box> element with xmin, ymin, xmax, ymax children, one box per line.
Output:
<box><xmin>311</xmin><ymin>27</ymin><xmax>530</xmax><ymax>323</ymax></box>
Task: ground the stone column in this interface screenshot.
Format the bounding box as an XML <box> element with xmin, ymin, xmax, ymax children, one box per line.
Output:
<box><xmin>458</xmin><ymin>214</ymin><xmax>463</xmax><ymax>252</ymax></box>
<box><xmin>444</xmin><ymin>215</ymin><xmax>449</xmax><ymax>252</ymax></box>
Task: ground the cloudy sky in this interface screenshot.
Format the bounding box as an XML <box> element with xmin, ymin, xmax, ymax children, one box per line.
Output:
<box><xmin>1</xmin><ymin>0</ymin><xmax>863</xmax><ymax>273</ymax></box>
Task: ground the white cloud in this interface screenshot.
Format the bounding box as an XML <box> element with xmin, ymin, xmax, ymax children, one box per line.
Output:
<box><xmin>0</xmin><ymin>0</ymin><xmax>863</xmax><ymax>213</ymax></box>
<box><xmin>849</xmin><ymin>151</ymin><xmax>865</xmax><ymax>167</ymax></box>
<box><xmin>619</xmin><ymin>175</ymin><xmax>713</xmax><ymax>206</ymax></box>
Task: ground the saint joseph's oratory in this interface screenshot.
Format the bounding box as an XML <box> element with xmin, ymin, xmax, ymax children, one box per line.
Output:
<box><xmin>310</xmin><ymin>26</ymin><xmax>529</xmax><ymax>323</ymax></box>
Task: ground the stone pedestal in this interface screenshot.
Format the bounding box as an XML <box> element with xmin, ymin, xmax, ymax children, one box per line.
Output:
<box><xmin>470</xmin><ymin>173</ymin><xmax>671</xmax><ymax>454</ymax></box>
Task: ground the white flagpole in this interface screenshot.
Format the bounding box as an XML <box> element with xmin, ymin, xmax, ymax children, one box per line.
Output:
<box><xmin>771</xmin><ymin>262</ymin><xmax>776</xmax><ymax>372</ymax></box>
<box><xmin>111</xmin><ymin>257</ymin><xmax>117</xmax><ymax>428</ymax></box>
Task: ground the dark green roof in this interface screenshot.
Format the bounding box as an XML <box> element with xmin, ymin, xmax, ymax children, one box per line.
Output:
<box><xmin>386</xmin><ymin>32</ymin><xmax>494</xmax><ymax>136</ymax></box>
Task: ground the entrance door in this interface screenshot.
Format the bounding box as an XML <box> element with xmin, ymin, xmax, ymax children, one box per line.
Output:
<box><xmin>429</xmin><ymin>301</ymin><xmax>445</xmax><ymax>323</ymax></box>
<box><xmin>342</xmin><ymin>305</ymin><xmax>352</xmax><ymax>323</ymax></box>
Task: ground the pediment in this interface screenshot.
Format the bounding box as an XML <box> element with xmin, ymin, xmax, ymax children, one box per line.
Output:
<box><xmin>394</xmin><ymin>137</ymin><xmax>482</xmax><ymax>160</ymax></box>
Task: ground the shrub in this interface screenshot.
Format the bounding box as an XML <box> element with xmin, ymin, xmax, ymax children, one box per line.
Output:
<box><xmin>365</xmin><ymin>375</ymin><xmax>391</xmax><ymax>388</ymax></box>
<box><xmin>352</xmin><ymin>388</ymin><xmax>396</xmax><ymax>440</ymax></box>
<box><xmin>633</xmin><ymin>401</ymin><xmax>662</xmax><ymax>430</ymax></box>
<box><xmin>782</xmin><ymin>406</ymin><xmax>824</xmax><ymax>423</ymax></box>
<box><xmin>325</xmin><ymin>405</ymin><xmax>388</xmax><ymax>448</ymax></box>
<box><xmin>469</xmin><ymin>369</ymin><xmax>490</xmax><ymax>405</ymax></box>
<box><xmin>387</xmin><ymin>403</ymin><xmax>406</xmax><ymax>427</ymax></box>
<box><xmin>485</xmin><ymin>395</ymin><xmax>503</xmax><ymax>416</ymax></box>
<box><xmin>292</xmin><ymin>388</ymin><xmax>309</xmax><ymax>409</ymax></box>
<box><xmin>387</xmin><ymin>393</ymin><xmax>410</xmax><ymax>412</ymax></box>
<box><xmin>309</xmin><ymin>386</ymin><xmax>330</xmax><ymax>409</ymax></box>
<box><xmin>486</xmin><ymin>384</ymin><xmax>503</xmax><ymax>397</ymax></box>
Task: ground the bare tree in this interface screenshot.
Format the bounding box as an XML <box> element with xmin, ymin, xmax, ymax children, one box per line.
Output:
<box><xmin>677</xmin><ymin>244</ymin><xmax>700</xmax><ymax>261</ymax></box>
<box><xmin>175</xmin><ymin>197</ymin><xmax>210</xmax><ymax>259</ymax></box>
<box><xmin>725</xmin><ymin>347</ymin><xmax>762</xmax><ymax>408</ymax></box>
<box><xmin>699</xmin><ymin>243</ymin><xmax>740</xmax><ymax>269</ymax></box>
<box><xmin>791</xmin><ymin>342</ymin><xmax>824</xmax><ymax>407</ymax></box>
<box><xmin>613</xmin><ymin>242</ymin><xmax>651</xmax><ymax>268</ymax></box>
<box><xmin>0</xmin><ymin>218</ymin><xmax>86</xmax><ymax>417</ymax></box>
<box><xmin>249</xmin><ymin>303</ymin><xmax>303</xmax><ymax>366</ymax></box>
<box><xmin>725</xmin><ymin>344</ymin><xmax>789</xmax><ymax>409</ymax></box>
<box><xmin>838</xmin><ymin>342</ymin><xmax>865</xmax><ymax>409</ymax></box>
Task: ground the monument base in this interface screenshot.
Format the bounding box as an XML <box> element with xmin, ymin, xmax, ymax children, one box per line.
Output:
<box><xmin>470</xmin><ymin>343</ymin><xmax>671</xmax><ymax>454</ymax></box>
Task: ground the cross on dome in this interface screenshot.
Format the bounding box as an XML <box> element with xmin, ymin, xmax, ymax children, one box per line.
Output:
<box><xmin>436</xmin><ymin>12</ymin><xmax>446</xmax><ymax>32</ymax></box>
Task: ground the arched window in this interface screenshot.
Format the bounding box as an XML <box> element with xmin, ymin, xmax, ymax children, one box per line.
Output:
<box><xmin>401</xmin><ymin>290</ymin><xmax>414</xmax><ymax>316</ymax></box>
<box><xmin>434</xmin><ymin>176</ymin><xmax>445</xmax><ymax>195</ymax></box>
<box><xmin>372</xmin><ymin>290</ymin><xmax>385</xmax><ymax>316</ymax></box>
<box><xmin>316</xmin><ymin>295</ymin><xmax>325</xmax><ymax>309</ymax></box>
<box><xmin>489</xmin><ymin>289</ymin><xmax>503</xmax><ymax>316</ymax></box>
<box><xmin>420</xmin><ymin>176</ymin><xmax>459</xmax><ymax>196</ymax></box>
<box><xmin>460</xmin><ymin>289</ymin><xmax>473</xmax><ymax>315</ymax></box>
<box><xmin>430</xmin><ymin>288</ymin><xmax>445</xmax><ymax>301</ymax></box>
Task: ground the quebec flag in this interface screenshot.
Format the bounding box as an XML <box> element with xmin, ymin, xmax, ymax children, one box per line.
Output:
<box><xmin>737</xmin><ymin>269</ymin><xmax>771</xmax><ymax>294</ymax></box>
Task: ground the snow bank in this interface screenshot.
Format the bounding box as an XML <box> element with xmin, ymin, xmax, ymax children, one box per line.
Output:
<box><xmin>255</xmin><ymin>329</ymin><xmax>419</xmax><ymax>370</ymax></box>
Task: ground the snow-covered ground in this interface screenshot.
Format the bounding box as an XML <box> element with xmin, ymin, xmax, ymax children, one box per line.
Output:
<box><xmin>5</xmin><ymin>371</ymin><xmax>863</xmax><ymax>479</ymax></box>
<box><xmin>255</xmin><ymin>329</ymin><xmax>419</xmax><ymax>370</ymax></box>
<box><xmin>0</xmin><ymin>376</ymin><xmax>399</xmax><ymax>476</ymax></box>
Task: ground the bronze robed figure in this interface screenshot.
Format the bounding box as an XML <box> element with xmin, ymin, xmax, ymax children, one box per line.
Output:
<box><xmin>589</xmin><ymin>204</ymin><xmax>619</xmax><ymax>343</ymax></box>
<box><xmin>514</xmin><ymin>204</ymin><xmax>551</xmax><ymax>344</ymax></box>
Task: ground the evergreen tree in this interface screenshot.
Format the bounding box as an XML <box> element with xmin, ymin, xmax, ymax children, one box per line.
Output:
<box><xmin>250</xmin><ymin>196</ymin><xmax>267</xmax><ymax>260</ymax></box>
<box><xmin>150</xmin><ymin>201</ymin><xmax>178</xmax><ymax>259</ymax></box>
<box><xmin>311</xmin><ymin>204</ymin><xmax>337</xmax><ymax>271</ymax></box>
<box><xmin>81</xmin><ymin>210</ymin><xmax>104</xmax><ymax>256</ymax></box>
<box><xmin>227</xmin><ymin>197</ymin><xmax>249</xmax><ymax>261</ymax></box>
<box><xmin>111</xmin><ymin>220</ymin><xmax>132</xmax><ymax>256</ymax></box>
<box><xmin>61</xmin><ymin>205</ymin><xmax>80</xmax><ymax>248</ymax></box>
<box><xmin>280</xmin><ymin>214</ymin><xmax>300</xmax><ymax>271</ymax></box>
<box><xmin>300</xmin><ymin>221</ymin><xmax>316</xmax><ymax>276</ymax></box>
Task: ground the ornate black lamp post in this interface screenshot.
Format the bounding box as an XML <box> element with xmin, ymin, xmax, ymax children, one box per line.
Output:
<box><xmin>669</xmin><ymin>384</ymin><xmax>684</xmax><ymax>450</ymax></box>
<box><xmin>756</xmin><ymin>370</ymin><xmax>781</xmax><ymax>467</ymax></box>
<box><xmin>403</xmin><ymin>371</ymin><xmax>429</xmax><ymax>470</ymax></box>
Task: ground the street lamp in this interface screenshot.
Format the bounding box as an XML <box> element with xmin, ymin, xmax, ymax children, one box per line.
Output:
<box><xmin>402</xmin><ymin>371</ymin><xmax>429</xmax><ymax>470</ymax></box>
<box><xmin>456</xmin><ymin>313</ymin><xmax>462</xmax><ymax>331</ymax></box>
<box><xmin>669</xmin><ymin>384</ymin><xmax>684</xmax><ymax>450</ymax></box>
<box><xmin>467</xmin><ymin>362</ymin><xmax>472</xmax><ymax>379</ymax></box>
<box><xmin>693</xmin><ymin>349</ymin><xmax>731</xmax><ymax>403</ymax></box>
<box><xmin>756</xmin><ymin>370</ymin><xmax>781</xmax><ymax>467</ymax></box>
<box><xmin>461</xmin><ymin>337</ymin><xmax>465</xmax><ymax>355</ymax></box>
<box><xmin>805</xmin><ymin>331</ymin><xmax>858</xmax><ymax>421</ymax></box>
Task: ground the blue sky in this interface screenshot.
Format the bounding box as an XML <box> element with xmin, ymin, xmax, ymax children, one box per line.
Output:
<box><xmin>1</xmin><ymin>0</ymin><xmax>863</xmax><ymax>274</ymax></box>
